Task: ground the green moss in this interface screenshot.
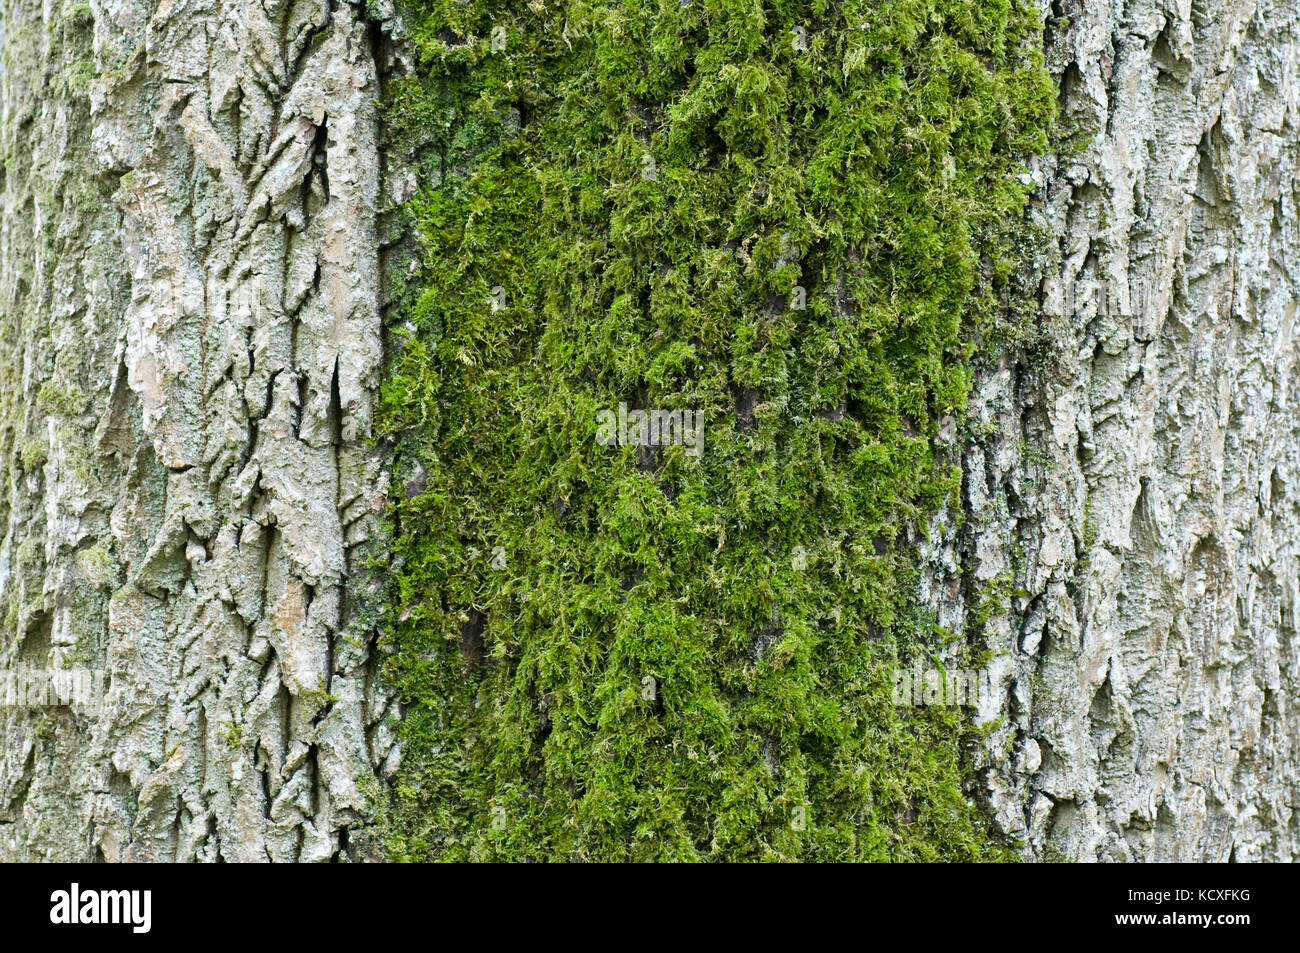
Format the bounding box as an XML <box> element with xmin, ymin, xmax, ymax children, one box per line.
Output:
<box><xmin>60</xmin><ymin>0</ymin><xmax>93</xmax><ymax>27</ymax></box>
<box><xmin>36</xmin><ymin>379</ymin><xmax>85</xmax><ymax>417</ymax></box>
<box><xmin>76</xmin><ymin>541</ymin><xmax>116</xmax><ymax>590</ymax></box>
<box><xmin>20</xmin><ymin>439</ymin><xmax>48</xmax><ymax>473</ymax></box>
<box><xmin>379</xmin><ymin>0</ymin><xmax>1053</xmax><ymax>860</ymax></box>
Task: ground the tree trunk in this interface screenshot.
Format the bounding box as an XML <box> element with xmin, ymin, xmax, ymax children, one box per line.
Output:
<box><xmin>932</xmin><ymin>0</ymin><xmax>1300</xmax><ymax>860</ymax></box>
<box><xmin>1</xmin><ymin>0</ymin><xmax>1297</xmax><ymax>861</ymax></box>
<box><xmin>0</xmin><ymin>0</ymin><xmax>401</xmax><ymax>861</ymax></box>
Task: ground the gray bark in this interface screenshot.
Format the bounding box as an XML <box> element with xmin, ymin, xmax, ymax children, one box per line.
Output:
<box><xmin>0</xmin><ymin>0</ymin><xmax>401</xmax><ymax>861</ymax></box>
<box><xmin>928</xmin><ymin>0</ymin><xmax>1300</xmax><ymax>860</ymax></box>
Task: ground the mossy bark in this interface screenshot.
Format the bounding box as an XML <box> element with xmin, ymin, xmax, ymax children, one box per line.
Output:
<box><xmin>378</xmin><ymin>0</ymin><xmax>1053</xmax><ymax>861</ymax></box>
<box><xmin>2</xmin><ymin>0</ymin><xmax>1298</xmax><ymax>864</ymax></box>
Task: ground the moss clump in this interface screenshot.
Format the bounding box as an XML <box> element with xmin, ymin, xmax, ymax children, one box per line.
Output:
<box><xmin>35</xmin><ymin>379</ymin><xmax>85</xmax><ymax>417</ymax></box>
<box><xmin>380</xmin><ymin>0</ymin><xmax>1053</xmax><ymax>860</ymax></box>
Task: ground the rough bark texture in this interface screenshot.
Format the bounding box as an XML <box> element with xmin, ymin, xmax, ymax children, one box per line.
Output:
<box><xmin>0</xmin><ymin>0</ymin><xmax>401</xmax><ymax>860</ymax></box>
<box><xmin>2</xmin><ymin>0</ymin><xmax>1298</xmax><ymax>862</ymax></box>
<box><xmin>926</xmin><ymin>0</ymin><xmax>1300</xmax><ymax>860</ymax></box>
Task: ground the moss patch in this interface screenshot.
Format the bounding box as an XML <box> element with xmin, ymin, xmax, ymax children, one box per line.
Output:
<box><xmin>379</xmin><ymin>0</ymin><xmax>1053</xmax><ymax>860</ymax></box>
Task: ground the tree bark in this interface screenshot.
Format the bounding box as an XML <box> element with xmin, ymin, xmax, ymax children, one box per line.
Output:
<box><xmin>0</xmin><ymin>0</ymin><xmax>401</xmax><ymax>861</ymax></box>
<box><xmin>927</xmin><ymin>0</ymin><xmax>1300</xmax><ymax>860</ymax></box>
<box><xmin>1</xmin><ymin>0</ymin><xmax>1298</xmax><ymax>861</ymax></box>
